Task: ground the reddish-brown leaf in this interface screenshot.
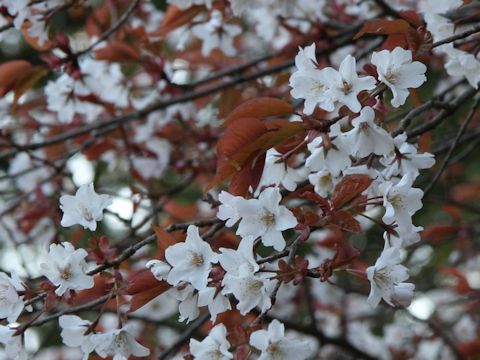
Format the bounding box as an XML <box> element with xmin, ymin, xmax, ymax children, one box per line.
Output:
<box><xmin>218</xmin><ymin>88</ymin><xmax>243</xmax><ymax>119</ymax></box>
<box><xmin>297</xmin><ymin>191</ymin><xmax>331</xmax><ymax>214</ymax></box>
<box><xmin>151</xmin><ymin>5</ymin><xmax>204</xmax><ymax>37</ymax></box>
<box><xmin>328</xmin><ymin>210</ymin><xmax>362</xmax><ymax>233</ymax></box>
<box><xmin>354</xmin><ymin>19</ymin><xmax>412</xmax><ymax>40</ymax></box>
<box><xmin>331</xmin><ymin>241</ymin><xmax>361</xmax><ymax>269</ymax></box>
<box><xmin>125</xmin><ymin>269</ymin><xmax>161</xmax><ymax>295</ymax></box>
<box><xmin>153</xmin><ymin>225</ymin><xmax>180</xmax><ymax>259</ymax></box>
<box><xmin>95</xmin><ymin>41</ymin><xmax>141</xmax><ymax>62</ymax></box>
<box><xmin>0</xmin><ymin>60</ymin><xmax>32</xmax><ymax>90</ymax></box>
<box><xmin>332</xmin><ymin>175</ymin><xmax>372</xmax><ymax>209</ymax></box>
<box><xmin>129</xmin><ymin>283</ymin><xmax>170</xmax><ymax>312</ymax></box>
<box><xmin>223</xmin><ymin>97</ymin><xmax>294</xmax><ymax>126</ymax></box>
<box><xmin>422</xmin><ymin>224</ymin><xmax>460</xmax><ymax>243</ymax></box>
<box><xmin>13</xmin><ymin>66</ymin><xmax>49</xmax><ymax>109</ymax></box>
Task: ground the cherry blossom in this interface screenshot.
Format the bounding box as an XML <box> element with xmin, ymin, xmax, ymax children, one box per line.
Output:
<box><xmin>342</xmin><ymin>106</ymin><xmax>394</xmax><ymax>157</ymax></box>
<box><xmin>60</xmin><ymin>183</ymin><xmax>112</xmax><ymax>231</ymax></box>
<box><xmin>192</xmin><ymin>10</ymin><xmax>242</xmax><ymax>56</ymax></box>
<box><xmin>235</xmin><ymin>187</ymin><xmax>298</xmax><ymax>251</ymax></box>
<box><xmin>290</xmin><ymin>43</ymin><xmax>334</xmax><ymax>114</ymax></box>
<box><xmin>59</xmin><ymin>315</ymin><xmax>95</xmax><ymax>357</ymax></box>
<box><xmin>249</xmin><ymin>319</ymin><xmax>312</xmax><ymax>360</ymax></box>
<box><xmin>146</xmin><ymin>259</ymin><xmax>171</xmax><ymax>281</ymax></box>
<box><xmin>322</xmin><ymin>54</ymin><xmax>376</xmax><ymax>112</ymax></box>
<box><xmin>379</xmin><ymin>174</ymin><xmax>424</xmax><ymax>236</ymax></box>
<box><xmin>189</xmin><ymin>324</ymin><xmax>233</xmax><ymax>359</ymax></box>
<box><xmin>381</xmin><ymin>133</ymin><xmax>435</xmax><ymax>178</ymax></box>
<box><xmin>89</xmin><ymin>325</ymin><xmax>150</xmax><ymax>360</ymax></box>
<box><xmin>371</xmin><ymin>47</ymin><xmax>427</xmax><ymax>107</ymax></box>
<box><xmin>164</xmin><ymin>225</ymin><xmax>218</xmax><ymax>290</ymax></box>
<box><xmin>222</xmin><ymin>263</ymin><xmax>275</xmax><ymax>315</ymax></box>
<box><xmin>366</xmin><ymin>247</ymin><xmax>414</xmax><ymax>307</ymax></box>
<box><xmin>0</xmin><ymin>324</ymin><xmax>27</xmax><ymax>360</ymax></box>
<box><xmin>217</xmin><ymin>191</ymin><xmax>246</xmax><ymax>227</ymax></box>
<box><xmin>0</xmin><ymin>271</ymin><xmax>27</xmax><ymax>323</ymax></box>
<box><xmin>40</xmin><ymin>242</ymin><xmax>94</xmax><ymax>296</ymax></box>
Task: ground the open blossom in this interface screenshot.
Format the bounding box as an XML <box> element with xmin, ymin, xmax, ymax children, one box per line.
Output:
<box><xmin>366</xmin><ymin>247</ymin><xmax>414</xmax><ymax>307</ymax></box>
<box><xmin>0</xmin><ymin>324</ymin><xmax>27</xmax><ymax>360</ymax></box>
<box><xmin>290</xmin><ymin>43</ymin><xmax>334</xmax><ymax>114</ymax></box>
<box><xmin>197</xmin><ymin>286</ymin><xmax>231</xmax><ymax>322</ymax></box>
<box><xmin>249</xmin><ymin>319</ymin><xmax>312</xmax><ymax>360</ymax></box>
<box><xmin>217</xmin><ymin>191</ymin><xmax>246</xmax><ymax>227</ymax></box>
<box><xmin>371</xmin><ymin>47</ymin><xmax>427</xmax><ymax>107</ymax></box>
<box><xmin>89</xmin><ymin>326</ymin><xmax>150</xmax><ymax>360</ymax></box>
<box><xmin>235</xmin><ymin>187</ymin><xmax>298</xmax><ymax>251</ymax></box>
<box><xmin>59</xmin><ymin>315</ymin><xmax>95</xmax><ymax>357</ymax></box>
<box><xmin>165</xmin><ymin>225</ymin><xmax>218</xmax><ymax>290</ymax></box>
<box><xmin>222</xmin><ymin>263</ymin><xmax>275</xmax><ymax>315</ymax></box>
<box><xmin>189</xmin><ymin>324</ymin><xmax>233</xmax><ymax>360</ymax></box>
<box><xmin>256</xmin><ymin>149</ymin><xmax>306</xmax><ymax>193</ymax></box>
<box><xmin>342</xmin><ymin>106</ymin><xmax>394</xmax><ymax>158</ymax></box>
<box><xmin>192</xmin><ymin>10</ymin><xmax>242</xmax><ymax>56</ymax></box>
<box><xmin>219</xmin><ymin>236</ymin><xmax>259</xmax><ymax>275</ymax></box>
<box><xmin>146</xmin><ymin>259</ymin><xmax>171</xmax><ymax>281</ymax></box>
<box><xmin>305</xmin><ymin>124</ymin><xmax>352</xmax><ymax>176</ymax></box>
<box><xmin>0</xmin><ymin>272</ymin><xmax>27</xmax><ymax>323</ymax></box>
<box><xmin>40</xmin><ymin>242</ymin><xmax>94</xmax><ymax>296</ymax></box>
<box><xmin>379</xmin><ymin>174</ymin><xmax>424</xmax><ymax>236</ymax></box>
<box><xmin>381</xmin><ymin>133</ymin><xmax>435</xmax><ymax>178</ymax></box>
<box><xmin>60</xmin><ymin>183</ymin><xmax>112</xmax><ymax>231</ymax></box>
<box><xmin>322</xmin><ymin>54</ymin><xmax>376</xmax><ymax>112</ymax></box>
<box><xmin>308</xmin><ymin>168</ymin><xmax>338</xmax><ymax>198</ymax></box>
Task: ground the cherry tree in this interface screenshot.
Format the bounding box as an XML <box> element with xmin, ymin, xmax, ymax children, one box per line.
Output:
<box><xmin>0</xmin><ymin>0</ymin><xmax>480</xmax><ymax>359</ymax></box>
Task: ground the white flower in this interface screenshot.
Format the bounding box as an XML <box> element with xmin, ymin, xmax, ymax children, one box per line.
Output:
<box><xmin>168</xmin><ymin>285</ymin><xmax>200</xmax><ymax>323</ymax></box>
<box><xmin>453</xmin><ymin>315</ymin><xmax>477</xmax><ymax>342</ymax></box>
<box><xmin>249</xmin><ymin>319</ymin><xmax>312</xmax><ymax>360</ymax></box>
<box><xmin>89</xmin><ymin>325</ymin><xmax>150</xmax><ymax>360</ymax></box>
<box><xmin>366</xmin><ymin>247</ymin><xmax>414</xmax><ymax>307</ymax></box>
<box><xmin>322</xmin><ymin>54</ymin><xmax>377</xmax><ymax>112</ymax></box>
<box><xmin>305</xmin><ymin>126</ymin><xmax>352</xmax><ymax>176</ymax></box>
<box><xmin>0</xmin><ymin>272</ymin><xmax>26</xmax><ymax>323</ymax></box>
<box><xmin>219</xmin><ymin>236</ymin><xmax>259</xmax><ymax>275</ymax></box>
<box><xmin>381</xmin><ymin>133</ymin><xmax>435</xmax><ymax>178</ymax></box>
<box><xmin>197</xmin><ymin>286</ymin><xmax>231</xmax><ymax>322</ymax></box>
<box><xmin>290</xmin><ymin>43</ymin><xmax>335</xmax><ymax>114</ymax></box>
<box><xmin>371</xmin><ymin>47</ymin><xmax>427</xmax><ymax>107</ymax></box>
<box><xmin>256</xmin><ymin>149</ymin><xmax>306</xmax><ymax>193</ymax></box>
<box><xmin>165</xmin><ymin>225</ymin><xmax>218</xmax><ymax>290</ymax></box>
<box><xmin>342</xmin><ymin>106</ymin><xmax>394</xmax><ymax>158</ymax></box>
<box><xmin>235</xmin><ymin>187</ymin><xmax>297</xmax><ymax>251</ymax></box>
<box><xmin>0</xmin><ymin>325</ymin><xmax>26</xmax><ymax>360</ymax></box>
<box><xmin>192</xmin><ymin>10</ymin><xmax>241</xmax><ymax>56</ymax></box>
<box><xmin>132</xmin><ymin>138</ymin><xmax>172</xmax><ymax>179</ymax></box>
<box><xmin>40</xmin><ymin>242</ymin><xmax>94</xmax><ymax>296</ymax></box>
<box><xmin>217</xmin><ymin>191</ymin><xmax>246</xmax><ymax>227</ymax></box>
<box><xmin>189</xmin><ymin>324</ymin><xmax>233</xmax><ymax>360</ymax></box>
<box><xmin>146</xmin><ymin>260</ymin><xmax>171</xmax><ymax>281</ymax></box>
<box><xmin>60</xmin><ymin>183</ymin><xmax>112</xmax><ymax>231</ymax></box>
<box><xmin>379</xmin><ymin>174</ymin><xmax>424</xmax><ymax>236</ymax></box>
<box><xmin>59</xmin><ymin>315</ymin><xmax>95</xmax><ymax>358</ymax></box>
<box><xmin>222</xmin><ymin>263</ymin><xmax>275</xmax><ymax>315</ymax></box>
<box><xmin>308</xmin><ymin>168</ymin><xmax>337</xmax><ymax>198</ymax></box>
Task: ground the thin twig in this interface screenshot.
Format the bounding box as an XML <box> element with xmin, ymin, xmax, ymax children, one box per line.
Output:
<box><xmin>423</xmin><ymin>95</ymin><xmax>480</xmax><ymax>197</ymax></box>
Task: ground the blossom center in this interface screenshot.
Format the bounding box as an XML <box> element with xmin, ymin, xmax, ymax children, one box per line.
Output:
<box><xmin>373</xmin><ymin>268</ymin><xmax>392</xmax><ymax>289</ymax></box>
<box><xmin>189</xmin><ymin>252</ymin><xmax>205</xmax><ymax>267</ymax></box>
<box><xmin>267</xmin><ymin>343</ymin><xmax>282</xmax><ymax>357</ymax></box>
<box><xmin>247</xmin><ymin>279</ymin><xmax>263</xmax><ymax>294</ymax></box>
<box><xmin>319</xmin><ymin>173</ymin><xmax>332</xmax><ymax>188</ymax></box>
<box><xmin>385</xmin><ymin>68</ymin><xmax>398</xmax><ymax>84</ymax></box>
<box><xmin>81</xmin><ymin>207</ymin><xmax>94</xmax><ymax>222</ymax></box>
<box><xmin>342</xmin><ymin>81</ymin><xmax>352</xmax><ymax>94</ymax></box>
<box><xmin>59</xmin><ymin>265</ymin><xmax>72</xmax><ymax>280</ymax></box>
<box><xmin>261</xmin><ymin>211</ymin><xmax>275</xmax><ymax>226</ymax></box>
